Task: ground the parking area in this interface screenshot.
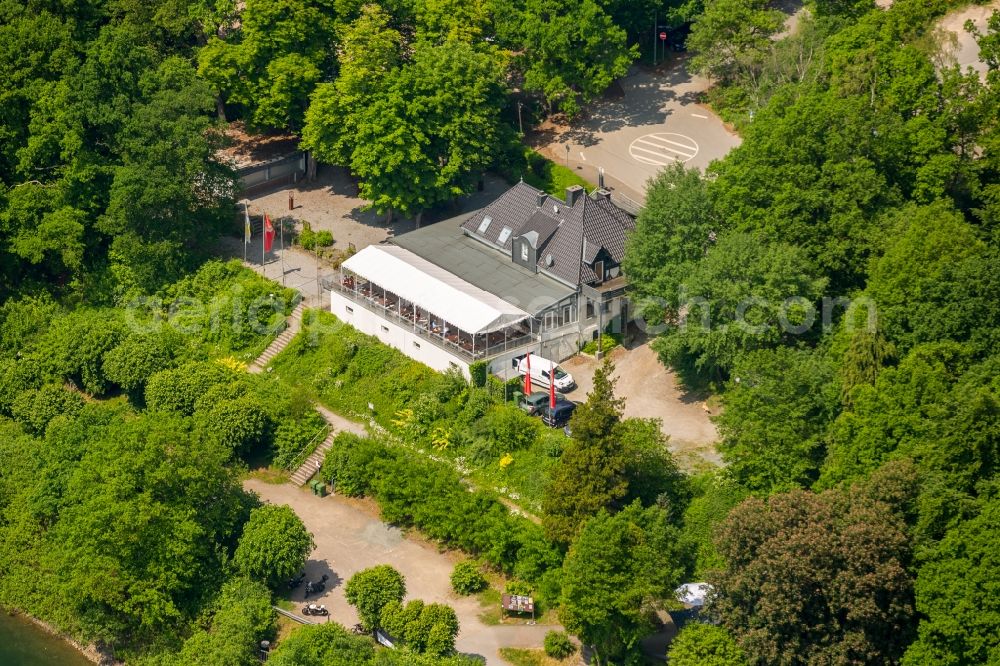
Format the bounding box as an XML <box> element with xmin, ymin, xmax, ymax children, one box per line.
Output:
<box><xmin>532</xmin><ymin>56</ymin><xmax>741</xmax><ymax>201</ymax></box>
<box><xmin>561</xmin><ymin>341</ymin><xmax>721</xmax><ymax>469</ymax></box>
<box><xmin>245</xmin><ymin>480</ymin><xmax>557</xmax><ymax>665</ymax></box>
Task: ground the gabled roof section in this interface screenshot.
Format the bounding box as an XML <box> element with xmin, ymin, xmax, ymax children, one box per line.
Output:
<box><xmin>461</xmin><ymin>181</ymin><xmax>635</xmax><ymax>287</ymax></box>
<box><xmin>462</xmin><ymin>181</ymin><xmax>554</xmax><ymax>251</ymax></box>
<box><xmin>518</xmin><ymin>211</ymin><xmax>560</xmax><ymax>250</ymax></box>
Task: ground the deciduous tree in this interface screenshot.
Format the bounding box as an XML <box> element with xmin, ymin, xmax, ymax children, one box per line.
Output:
<box><xmin>233</xmin><ymin>505</ymin><xmax>314</xmax><ymax>588</ymax></box>
<box><xmin>712</xmin><ymin>486</ymin><xmax>915</xmax><ymax>665</ymax></box>
<box><xmin>560</xmin><ymin>502</ymin><xmax>684</xmax><ymax>663</ymax></box>
<box><xmin>344</xmin><ymin>564</ymin><xmax>406</xmax><ymax>631</ymax></box>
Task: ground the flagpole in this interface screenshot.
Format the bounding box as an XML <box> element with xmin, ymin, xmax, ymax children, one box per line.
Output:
<box><xmin>243</xmin><ymin>200</ymin><xmax>249</xmax><ymax>263</ymax></box>
<box><xmin>280</xmin><ymin>218</ymin><xmax>285</xmax><ymax>286</ymax></box>
<box><xmin>261</xmin><ymin>212</ymin><xmax>265</xmax><ymax>276</ymax></box>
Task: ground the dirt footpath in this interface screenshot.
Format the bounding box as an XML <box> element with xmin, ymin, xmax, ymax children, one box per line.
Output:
<box><xmin>561</xmin><ymin>342</ymin><xmax>721</xmax><ymax>469</ymax></box>
<box><xmin>245</xmin><ymin>480</ymin><xmax>558</xmax><ymax>665</ymax></box>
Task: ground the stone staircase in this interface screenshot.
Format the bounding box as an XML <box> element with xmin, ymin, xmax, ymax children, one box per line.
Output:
<box><xmin>289</xmin><ymin>426</ymin><xmax>336</xmax><ymax>486</ymax></box>
<box><xmin>249</xmin><ymin>302</ymin><xmax>305</xmax><ymax>374</ymax></box>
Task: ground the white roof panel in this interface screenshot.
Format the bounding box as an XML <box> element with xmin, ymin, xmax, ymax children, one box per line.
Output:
<box><xmin>342</xmin><ymin>245</ymin><xmax>530</xmax><ymax>334</ymax></box>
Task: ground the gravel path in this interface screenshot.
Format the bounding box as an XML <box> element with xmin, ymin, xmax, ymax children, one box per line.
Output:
<box><xmin>561</xmin><ymin>341</ymin><xmax>721</xmax><ymax>469</ymax></box>
<box><xmin>245</xmin><ymin>480</ymin><xmax>559</xmax><ymax>664</ymax></box>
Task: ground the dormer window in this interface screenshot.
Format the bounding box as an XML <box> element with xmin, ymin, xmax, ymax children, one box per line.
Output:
<box><xmin>520</xmin><ymin>243</ymin><xmax>529</xmax><ymax>261</ymax></box>
<box><xmin>498</xmin><ymin>226</ymin><xmax>512</xmax><ymax>244</ymax></box>
<box><xmin>477</xmin><ymin>215</ymin><xmax>492</xmax><ymax>234</ymax></box>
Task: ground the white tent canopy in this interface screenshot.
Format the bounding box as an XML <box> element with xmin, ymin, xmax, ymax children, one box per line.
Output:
<box><xmin>342</xmin><ymin>245</ymin><xmax>530</xmax><ymax>334</ymax></box>
<box><xmin>675</xmin><ymin>582</ymin><xmax>712</xmax><ymax>608</ymax></box>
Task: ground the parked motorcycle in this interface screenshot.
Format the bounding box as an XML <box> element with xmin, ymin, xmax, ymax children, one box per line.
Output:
<box><xmin>303</xmin><ymin>574</ymin><xmax>329</xmax><ymax>598</ymax></box>
<box><xmin>302</xmin><ymin>603</ymin><xmax>329</xmax><ymax>617</ymax></box>
<box><xmin>351</xmin><ymin>623</ymin><xmax>366</xmax><ymax>635</ymax></box>
<box><xmin>287</xmin><ymin>572</ymin><xmax>306</xmax><ymax>589</ymax></box>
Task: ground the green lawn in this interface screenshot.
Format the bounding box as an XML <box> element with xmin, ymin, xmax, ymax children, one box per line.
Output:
<box><xmin>507</xmin><ymin>147</ymin><xmax>595</xmax><ymax>197</ymax></box>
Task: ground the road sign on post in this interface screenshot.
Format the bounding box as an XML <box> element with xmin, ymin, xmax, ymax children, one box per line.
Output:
<box><xmin>659</xmin><ymin>31</ymin><xmax>667</xmax><ymax>41</ymax></box>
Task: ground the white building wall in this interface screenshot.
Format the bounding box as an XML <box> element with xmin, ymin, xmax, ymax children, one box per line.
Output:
<box><xmin>331</xmin><ymin>292</ymin><xmax>471</xmax><ymax>378</ymax></box>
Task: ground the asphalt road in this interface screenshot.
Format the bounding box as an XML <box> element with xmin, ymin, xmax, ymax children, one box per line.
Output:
<box><xmin>535</xmin><ymin>56</ymin><xmax>742</xmax><ymax>202</ymax></box>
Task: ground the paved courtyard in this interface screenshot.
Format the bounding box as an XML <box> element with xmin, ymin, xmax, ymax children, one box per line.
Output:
<box><xmin>217</xmin><ymin>169</ymin><xmax>512</xmax><ymax>305</ymax></box>
<box><xmin>532</xmin><ymin>57</ymin><xmax>741</xmax><ymax>201</ymax></box>
<box><xmin>246</xmin><ymin>479</ymin><xmax>558</xmax><ymax>665</ymax></box>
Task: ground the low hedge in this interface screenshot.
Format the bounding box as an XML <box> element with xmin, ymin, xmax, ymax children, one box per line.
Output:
<box><xmin>322</xmin><ymin>433</ymin><xmax>562</xmax><ymax>582</ymax></box>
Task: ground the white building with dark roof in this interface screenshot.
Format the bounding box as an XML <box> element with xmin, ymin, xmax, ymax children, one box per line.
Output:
<box><xmin>329</xmin><ymin>181</ymin><xmax>635</xmax><ymax>377</ymax></box>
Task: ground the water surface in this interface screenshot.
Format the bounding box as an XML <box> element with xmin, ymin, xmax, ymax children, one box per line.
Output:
<box><xmin>0</xmin><ymin>612</ymin><xmax>92</xmax><ymax>666</ymax></box>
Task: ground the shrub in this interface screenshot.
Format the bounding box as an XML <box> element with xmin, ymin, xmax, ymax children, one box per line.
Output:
<box><xmin>505</xmin><ymin>580</ymin><xmax>532</xmax><ymax>597</ymax></box>
<box><xmin>544</xmin><ymin>631</ymin><xmax>576</xmax><ymax>659</ymax></box>
<box><xmin>321</xmin><ymin>433</ymin><xmax>395</xmax><ymax>496</ymax></box>
<box><xmin>469</xmin><ymin>361</ymin><xmax>489</xmax><ymax>387</ymax></box>
<box><xmin>272</xmin><ymin>413</ymin><xmax>327</xmax><ymax>469</ymax></box>
<box><xmin>581</xmin><ymin>333</ymin><xmax>622</xmax><ymax>355</ymax></box>
<box><xmin>380</xmin><ymin>599</ymin><xmax>458</xmax><ymax>656</ymax></box>
<box><xmin>481</xmin><ymin>404</ymin><xmax>540</xmax><ymax>451</ymax></box>
<box><xmin>11</xmin><ymin>385</ymin><xmax>85</xmax><ymax>435</ymax></box>
<box><xmin>325</xmin><ymin>434</ymin><xmax>561</xmax><ymax>580</ymax></box>
<box><xmin>314</xmin><ymin>230</ymin><xmax>334</xmax><ymax>247</ymax></box>
<box><xmin>298</xmin><ymin>222</ymin><xmax>317</xmax><ymax>250</ymax></box>
<box><xmin>450</xmin><ymin>561</ymin><xmax>488</xmax><ymax>595</ymax></box>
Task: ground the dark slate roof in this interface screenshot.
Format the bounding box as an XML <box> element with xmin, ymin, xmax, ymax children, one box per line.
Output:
<box><xmin>462</xmin><ymin>181</ymin><xmax>635</xmax><ymax>286</ymax></box>
<box><xmin>518</xmin><ymin>211</ymin><xmax>560</xmax><ymax>250</ymax></box>
<box><xmin>393</xmin><ymin>210</ymin><xmax>575</xmax><ymax>316</ymax></box>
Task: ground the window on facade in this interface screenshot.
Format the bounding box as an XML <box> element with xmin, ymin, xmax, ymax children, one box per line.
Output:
<box><xmin>498</xmin><ymin>227</ymin><xmax>513</xmax><ymax>244</ymax></box>
<box><xmin>381</xmin><ymin>325</ymin><xmax>389</xmax><ymax>333</ymax></box>
<box><xmin>586</xmin><ymin>301</ymin><xmax>595</xmax><ymax>319</ymax></box>
<box><xmin>477</xmin><ymin>216</ymin><xmax>492</xmax><ymax>234</ymax></box>
<box><xmin>520</xmin><ymin>242</ymin><xmax>529</xmax><ymax>261</ymax></box>
<box><xmin>345</xmin><ymin>306</ymin><xmax>353</xmax><ymax>314</ymax></box>
<box><xmin>413</xmin><ymin>341</ymin><xmax>421</xmax><ymax>349</ymax></box>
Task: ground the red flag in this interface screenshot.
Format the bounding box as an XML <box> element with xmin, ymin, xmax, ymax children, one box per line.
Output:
<box><xmin>264</xmin><ymin>214</ymin><xmax>275</xmax><ymax>252</ymax></box>
<box><xmin>549</xmin><ymin>369</ymin><xmax>556</xmax><ymax>409</ymax></box>
<box><xmin>524</xmin><ymin>352</ymin><xmax>532</xmax><ymax>395</ymax></box>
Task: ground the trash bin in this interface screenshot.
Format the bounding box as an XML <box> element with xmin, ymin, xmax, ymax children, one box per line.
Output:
<box><xmin>316</xmin><ymin>483</ymin><xmax>327</xmax><ymax>497</ymax></box>
<box><xmin>309</xmin><ymin>480</ymin><xmax>321</xmax><ymax>496</ymax></box>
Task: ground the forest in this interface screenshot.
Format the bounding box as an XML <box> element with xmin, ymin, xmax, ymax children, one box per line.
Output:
<box><xmin>1</xmin><ymin>0</ymin><xmax>999</xmax><ymax>664</ymax></box>
<box><xmin>625</xmin><ymin>0</ymin><xmax>1000</xmax><ymax>664</ymax></box>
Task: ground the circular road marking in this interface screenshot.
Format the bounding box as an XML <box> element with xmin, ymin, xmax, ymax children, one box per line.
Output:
<box><xmin>628</xmin><ymin>132</ymin><xmax>699</xmax><ymax>166</ymax></box>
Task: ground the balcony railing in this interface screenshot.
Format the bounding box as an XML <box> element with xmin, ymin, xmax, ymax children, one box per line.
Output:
<box><xmin>332</xmin><ymin>280</ymin><xmax>536</xmax><ymax>362</ymax></box>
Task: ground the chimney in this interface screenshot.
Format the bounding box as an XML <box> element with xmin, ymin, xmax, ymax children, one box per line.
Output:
<box><xmin>565</xmin><ymin>184</ymin><xmax>584</xmax><ymax>207</ymax></box>
<box><xmin>595</xmin><ymin>188</ymin><xmax>611</xmax><ymax>201</ymax></box>
<box><xmin>536</xmin><ymin>191</ymin><xmax>546</xmax><ymax>207</ymax></box>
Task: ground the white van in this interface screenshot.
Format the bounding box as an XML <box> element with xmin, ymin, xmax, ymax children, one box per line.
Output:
<box><xmin>515</xmin><ymin>355</ymin><xmax>576</xmax><ymax>392</ymax></box>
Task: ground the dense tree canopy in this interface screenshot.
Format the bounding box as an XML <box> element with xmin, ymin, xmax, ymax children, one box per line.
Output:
<box><xmin>712</xmin><ymin>480</ymin><xmax>916</xmax><ymax>665</ymax></box>
<box><xmin>560</xmin><ymin>502</ymin><xmax>685</xmax><ymax>664</ymax></box>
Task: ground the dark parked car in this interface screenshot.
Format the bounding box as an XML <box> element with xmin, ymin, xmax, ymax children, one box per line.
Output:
<box><xmin>519</xmin><ymin>391</ymin><xmax>570</xmax><ymax>415</ymax></box>
<box><xmin>540</xmin><ymin>401</ymin><xmax>577</xmax><ymax>427</ymax></box>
